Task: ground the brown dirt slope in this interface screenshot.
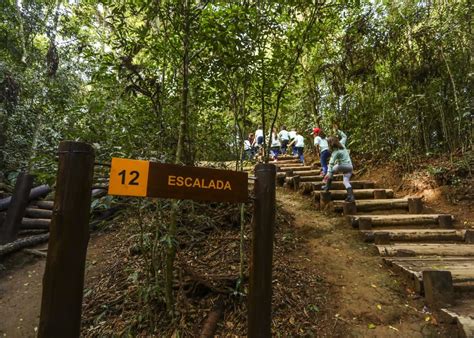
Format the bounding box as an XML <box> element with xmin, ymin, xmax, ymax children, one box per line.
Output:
<box><xmin>277</xmin><ymin>188</ymin><xmax>457</xmax><ymax>337</ymax></box>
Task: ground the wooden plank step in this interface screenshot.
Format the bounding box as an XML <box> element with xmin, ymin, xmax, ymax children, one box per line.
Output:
<box><xmin>312</xmin><ymin>181</ymin><xmax>374</xmax><ymax>190</ymax></box>
<box><xmin>384</xmin><ymin>256</ymin><xmax>474</xmax><ymax>294</ymax></box>
<box><xmin>361</xmin><ymin>229</ymin><xmax>465</xmax><ymax>243</ymax></box>
<box><xmin>278</xmin><ymin>166</ymin><xmax>313</xmax><ymax>172</ymax></box>
<box><xmin>290</xmin><ymin>170</ymin><xmax>321</xmax><ymax>177</ymax></box>
<box><xmin>377</xmin><ymin>243</ymin><xmax>474</xmax><ymax>257</ymax></box>
<box><xmin>274</xmin><ymin>162</ymin><xmax>306</xmax><ymax>168</ymax></box>
<box><xmin>441</xmin><ymin>300</ymin><xmax>474</xmax><ymax>338</ymax></box>
<box><xmin>348</xmin><ymin>214</ymin><xmax>454</xmax><ymax>227</ymax></box>
<box><xmin>286</xmin><ymin>175</ymin><xmax>344</xmax><ymax>184</ymax></box>
<box><xmin>385</xmin><ymin>257</ymin><xmax>474</xmax><ymax>283</ymax></box>
<box><xmin>313</xmin><ymin>189</ymin><xmax>394</xmax><ymax>201</ymax></box>
<box><xmin>274</xmin><ymin>155</ymin><xmax>299</xmax><ymax>160</ymax></box>
<box><xmin>332</xmin><ymin>198</ymin><xmax>409</xmax><ymax>212</ymax></box>
<box><xmin>270</xmin><ymin>159</ymin><xmax>301</xmax><ymax>164</ymax></box>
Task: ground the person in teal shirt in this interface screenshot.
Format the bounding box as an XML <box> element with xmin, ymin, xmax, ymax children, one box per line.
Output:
<box><xmin>322</xmin><ymin>136</ymin><xmax>355</xmax><ymax>202</ymax></box>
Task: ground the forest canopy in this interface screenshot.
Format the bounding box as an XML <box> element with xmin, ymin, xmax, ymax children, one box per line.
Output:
<box><xmin>0</xmin><ymin>0</ymin><xmax>472</xmax><ymax>181</ymax></box>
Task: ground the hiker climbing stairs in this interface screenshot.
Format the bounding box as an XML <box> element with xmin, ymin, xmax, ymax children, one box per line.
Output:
<box><xmin>274</xmin><ymin>159</ymin><xmax>474</xmax><ymax>337</ymax></box>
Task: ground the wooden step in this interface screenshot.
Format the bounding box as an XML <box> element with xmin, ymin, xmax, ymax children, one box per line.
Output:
<box><xmin>278</xmin><ymin>165</ymin><xmax>313</xmax><ymax>172</ymax></box>
<box><xmin>384</xmin><ymin>256</ymin><xmax>474</xmax><ymax>293</ymax></box>
<box><xmin>275</xmin><ymin>155</ymin><xmax>299</xmax><ymax>160</ymax></box>
<box><xmin>377</xmin><ymin>243</ymin><xmax>474</xmax><ymax>257</ymax></box>
<box><xmin>312</xmin><ymin>181</ymin><xmax>374</xmax><ymax>190</ymax></box>
<box><xmin>332</xmin><ymin>198</ymin><xmax>409</xmax><ymax>212</ymax></box>
<box><xmin>361</xmin><ymin>229</ymin><xmax>465</xmax><ymax>243</ymax></box>
<box><xmin>270</xmin><ymin>159</ymin><xmax>301</xmax><ymax>164</ymax></box>
<box><xmin>441</xmin><ymin>300</ymin><xmax>474</xmax><ymax>338</ymax></box>
<box><xmin>290</xmin><ymin>170</ymin><xmax>321</xmax><ymax>177</ymax></box>
<box><xmin>348</xmin><ymin>214</ymin><xmax>454</xmax><ymax>228</ymax></box>
<box><xmin>286</xmin><ymin>175</ymin><xmax>344</xmax><ymax>184</ymax></box>
<box><xmin>274</xmin><ymin>162</ymin><xmax>306</xmax><ymax>168</ymax></box>
<box><xmin>313</xmin><ymin>189</ymin><xmax>394</xmax><ymax>201</ymax></box>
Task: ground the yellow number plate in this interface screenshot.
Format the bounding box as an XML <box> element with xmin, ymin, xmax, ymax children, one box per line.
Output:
<box><xmin>108</xmin><ymin>158</ymin><xmax>150</xmax><ymax>197</ymax></box>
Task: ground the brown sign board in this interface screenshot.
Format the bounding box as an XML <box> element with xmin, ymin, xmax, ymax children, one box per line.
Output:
<box><xmin>108</xmin><ymin>158</ymin><xmax>248</xmax><ymax>203</ymax></box>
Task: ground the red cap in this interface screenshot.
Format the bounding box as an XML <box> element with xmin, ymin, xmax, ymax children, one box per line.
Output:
<box><xmin>313</xmin><ymin>127</ymin><xmax>320</xmax><ymax>135</ymax></box>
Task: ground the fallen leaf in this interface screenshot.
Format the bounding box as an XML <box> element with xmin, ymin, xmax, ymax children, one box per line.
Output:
<box><xmin>368</xmin><ymin>323</ymin><xmax>376</xmax><ymax>329</ymax></box>
<box><xmin>371</xmin><ymin>284</ymin><xmax>377</xmax><ymax>288</ymax></box>
<box><xmin>289</xmin><ymin>317</ymin><xmax>295</xmax><ymax>325</ymax></box>
<box><xmin>425</xmin><ymin>316</ymin><xmax>431</xmax><ymax>322</ymax></box>
<box><xmin>377</xmin><ymin>304</ymin><xmax>382</xmax><ymax>310</ymax></box>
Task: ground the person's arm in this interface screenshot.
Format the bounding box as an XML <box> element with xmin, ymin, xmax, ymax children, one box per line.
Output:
<box><xmin>313</xmin><ymin>137</ymin><xmax>320</xmax><ymax>155</ymax></box>
<box><xmin>337</xmin><ymin>130</ymin><xmax>347</xmax><ymax>146</ymax></box>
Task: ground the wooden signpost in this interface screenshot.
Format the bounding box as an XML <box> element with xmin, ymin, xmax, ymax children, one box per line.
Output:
<box><xmin>40</xmin><ymin>151</ymin><xmax>275</xmax><ymax>337</ymax></box>
<box><xmin>108</xmin><ymin>158</ymin><xmax>248</xmax><ymax>203</ymax></box>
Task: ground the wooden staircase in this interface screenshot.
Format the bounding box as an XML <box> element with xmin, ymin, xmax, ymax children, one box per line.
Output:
<box><xmin>272</xmin><ymin>159</ymin><xmax>474</xmax><ymax>337</ymax></box>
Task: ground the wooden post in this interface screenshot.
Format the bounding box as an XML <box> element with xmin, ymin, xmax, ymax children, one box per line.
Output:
<box><xmin>320</xmin><ymin>191</ymin><xmax>332</xmax><ymax>210</ymax></box>
<box><xmin>292</xmin><ymin>175</ymin><xmax>300</xmax><ymax>191</ymax></box>
<box><xmin>249</xmin><ymin>163</ymin><xmax>276</xmax><ymax>338</ymax></box>
<box><xmin>373</xmin><ymin>189</ymin><xmax>387</xmax><ymax>200</ymax></box>
<box><xmin>422</xmin><ymin>270</ymin><xmax>455</xmax><ymax>307</ymax></box>
<box><xmin>465</xmin><ymin>230</ymin><xmax>474</xmax><ymax>243</ymax></box>
<box><xmin>408</xmin><ymin>197</ymin><xmax>423</xmax><ymax>214</ymax></box>
<box><xmin>343</xmin><ymin>201</ymin><xmax>357</xmax><ymax>215</ymax></box>
<box><xmin>0</xmin><ymin>172</ymin><xmax>34</xmax><ymax>244</ymax></box>
<box><xmin>374</xmin><ymin>232</ymin><xmax>391</xmax><ymax>245</ymax></box>
<box><xmin>359</xmin><ymin>217</ymin><xmax>372</xmax><ymax>230</ymax></box>
<box><xmin>363</xmin><ymin>182</ymin><xmax>375</xmax><ymax>189</ymax></box>
<box><xmin>38</xmin><ymin>141</ymin><xmax>95</xmax><ymax>338</ymax></box>
<box><xmin>438</xmin><ymin>215</ymin><xmax>453</xmax><ymax>228</ymax></box>
<box><xmin>276</xmin><ymin>173</ymin><xmax>285</xmax><ymax>186</ymax></box>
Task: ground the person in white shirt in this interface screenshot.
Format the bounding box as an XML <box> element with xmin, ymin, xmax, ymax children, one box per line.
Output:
<box><xmin>288</xmin><ymin>128</ymin><xmax>297</xmax><ymax>155</ymax></box>
<box><xmin>254</xmin><ymin>126</ymin><xmax>264</xmax><ymax>147</ymax></box>
<box><xmin>288</xmin><ymin>131</ymin><xmax>305</xmax><ymax>163</ymax></box>
<box><xmin>270</xmin><ymin>128</ymin><xmax>281</xmax><ymax>159</ymax></box>
<box><xmin>278</xmin><ymin>126</ymin><xmax>290</xmax><ymax>154</ymax></box>
<box><xmin>244</xmin><ymin>133</ymin><xmax>255</xmax><ymax>160</ymax></box>
<box><xmin>313</xmin><ymin>127</ymin><xmax>330</xmax><ymax>175</ymax></box>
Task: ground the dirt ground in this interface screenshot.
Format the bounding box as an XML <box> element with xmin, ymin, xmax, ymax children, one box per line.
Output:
<box><xmin>276</xmin><ymin>188</ymin><xmax>457</xmax><ymax>337</ymax></box>
<box><xmin>0</xmin><ymin>233</ymin><xmax>110</xmax><ymax>337</ymax></box>
<box><xmin>0</xmin><ymin>187</ymin><xmax>460</xmax><ymax>337</ymax></box>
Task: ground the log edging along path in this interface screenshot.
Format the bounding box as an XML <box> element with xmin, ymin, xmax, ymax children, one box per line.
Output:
<box><xmin>0</xmin><ymin>164</ymin><xmax>112</xmax><ymax>258</ymax></box>
<box><xmin>270</xmin><ymin>158</ymin><xmax>474</xmax><ymax>337</ymax></box>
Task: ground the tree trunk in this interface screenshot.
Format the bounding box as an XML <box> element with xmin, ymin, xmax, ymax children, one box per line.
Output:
<box><xmin>165</xmin><ymin>0</ymin><xmax>191</xmax><ymax>314</ymax></box>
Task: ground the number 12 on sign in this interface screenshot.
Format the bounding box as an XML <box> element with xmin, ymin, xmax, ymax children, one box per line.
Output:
<box><xmin>108</xmin><ymin>158</ymin><xmax>149</xmax><ymax>197</ymax></box>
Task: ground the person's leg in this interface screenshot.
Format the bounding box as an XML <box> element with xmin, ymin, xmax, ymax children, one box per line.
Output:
<box><xmin>320</xmin><ymin>150</ymin><xmax>330</xmax><ymax>175</ymax></box>
<box><xmin>297</xmin><ymin>147</ymin><xmax>304</xmax><ymax>163</ymax></box>
<box><xmin>274</xmin><ymin>147</ymin><xmax>281</xmax><ymax>160</ymax></box>
<box><xmin>322</xmin><ymin>164</ymin><xmax>339</xmax><ymax>191</ymax></box>
<box><xmin>338</xmin><ymin>164</ymin><xmax>354</xmax><ymax>201</ymax></box>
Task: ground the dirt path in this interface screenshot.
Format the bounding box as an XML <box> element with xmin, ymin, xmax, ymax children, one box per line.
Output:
<box><xmin>0</xmin><ymin>232</ymin><xmax>111</xmax><ymax>337</ymax></box>
<box><xmin>277</xmin><ymin>187</ymin><xmax>456</xmax><ymax>337</ymax></box>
